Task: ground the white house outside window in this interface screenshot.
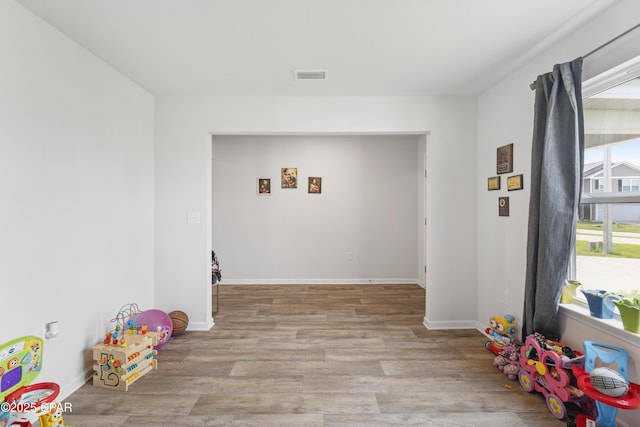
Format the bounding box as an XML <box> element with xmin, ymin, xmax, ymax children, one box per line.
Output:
<box><xmin>574</xmin><ymin>61</ymin><xmax>640</xmax><ymax>304</ymax></box>
<box><xmin>595</xmin><ymin>179</ymin><xmax>604</xmax><ymax>191</ymax></box>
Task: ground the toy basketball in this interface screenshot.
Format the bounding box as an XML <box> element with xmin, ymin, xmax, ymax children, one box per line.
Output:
<box><xmin>136</xmin><ymin>309</ymin><xmax>172</xmax><ymax>349</ymax></box>
<box><xmin>169</xmin><ymin>310</ymin><xmax>189</xmax><ymax>336</ymax></box>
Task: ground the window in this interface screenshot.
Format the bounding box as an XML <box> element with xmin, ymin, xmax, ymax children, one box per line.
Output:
<box><xmin>619</xmin><ymin>178</ymin><xmax>640</xmax><ymax>192</ymax></box>
<box><xmin>594</xmin><ymin>179</ymin><xmax>604</xmax><ymax>191</ymax></box>
<box><xmin>574</xmin><ymin>60</ymin><xmax>640</xmax><ymax>301</ymax></box>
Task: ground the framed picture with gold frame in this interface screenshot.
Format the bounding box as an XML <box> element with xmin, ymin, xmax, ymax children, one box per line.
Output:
<box><xmin>507</xmin><ymin>174</ymin><xmax>523</xmax><ymax>191</ymax></box>
<box><xmin>487</xmin><ymin>176</ymin><xmax>500</xmax><ymax>191</ymax></box>
<box><xmin>497</xmin><ymin>143</ymin><xmax>513</xmax><ymax>174</ymax></box>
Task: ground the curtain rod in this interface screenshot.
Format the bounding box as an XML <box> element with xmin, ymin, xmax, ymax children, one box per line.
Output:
<box><xmin>529</xmin><ymin>22</ymin><xmax>640</xmax><ymax>91</ymax></box>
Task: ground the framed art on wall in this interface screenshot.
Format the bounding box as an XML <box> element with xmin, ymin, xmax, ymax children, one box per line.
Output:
<box><xmin>499</xmin><ymin>196</ymin><xmax>509</xmax><ymax>216</ymax></box>
<box><xmin>308</xmin><ymin>177</ymin><xmax>322</xmax><ymax>193</ymax></box>
<box><xmin>281</xmin><ymin>168</ymin><xmax>298</xmax><ymax>188</ymax></box>
<box><xmin>487</xmin><ymin>176</ymin><xmax>500</xmax><ymax>191</ymax></box>
<box><xmin>507</xmin><ymin>174</ymin><xmax>524</xmax><ymax>191</ymax></box>
<box><xmin>497</xmin><ymin>143</ymin><xmax>513</xmax><ymax>174</ymax></box>
<box><xmin>257</xmin><ymin>178</ymin><xmax>271</xmax><ymax>195</ymax></box>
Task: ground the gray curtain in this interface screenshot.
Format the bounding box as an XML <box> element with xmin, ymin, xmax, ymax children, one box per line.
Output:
<box><xmin>523</xmin><ymin>58</ymin><xmax>584</xmax><ymax>337</ymax></box>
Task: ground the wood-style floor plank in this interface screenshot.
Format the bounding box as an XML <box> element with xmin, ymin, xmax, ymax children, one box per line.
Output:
<box><xmin>63</xmin><ymin>284</ymin><xmax>565</xmax><ymax>426</ymax></box>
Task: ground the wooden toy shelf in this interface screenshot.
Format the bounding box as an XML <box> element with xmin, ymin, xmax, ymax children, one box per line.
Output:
<box><xmin>92</xmin><ymin>332</ymin><xmax>158</xmax><ymax>392</ymax></box>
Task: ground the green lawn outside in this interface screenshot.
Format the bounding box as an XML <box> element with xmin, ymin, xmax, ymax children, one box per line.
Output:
<box><xmin>576</xmin><ymin>221</ymin><xmax>640</xmax><ymax>258</ymax></box>
<box><xmin>576</xmin><ymin>240</ymin><xmax>640</xmax><ymax>258</ymax></box>
<box><xmin>577</xmin><ymin>221</ymin><xmax>640</xmax><ymax>233</ymax></box>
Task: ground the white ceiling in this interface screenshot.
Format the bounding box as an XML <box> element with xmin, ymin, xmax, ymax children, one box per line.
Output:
<box><xmin>17</xmin><ymin>0</ymin><xmax>617</xmax><ymax>97</ymax></box>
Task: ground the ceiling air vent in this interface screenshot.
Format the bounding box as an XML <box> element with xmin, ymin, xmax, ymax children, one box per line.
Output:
<box><xmin>293</xmin><ymin>69</ymin><xmax>328</xmax><ymax>80</ymax></box>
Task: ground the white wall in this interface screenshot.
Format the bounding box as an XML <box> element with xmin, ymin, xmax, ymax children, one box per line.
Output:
<box><xmin>7</xmin><ymin>0</ymin><xmax>639</xmax><ymax>416</ymax></box>
<box><xmin>155</xmin><ymin>95</ymin><xmax>478</xmax><ymax>331</ymax></box>
<box><xmin>477</xmin><ymin>1</ymin><xmax>640</xmax><ymax>424</ymax></box>
<box><xmin>0</xmin><ymin>1</ymin><xmax>155</xmax><ymax>399</ymax></box>
<box><xmin>212</xmin><ymin>134</ymin><xmax>420</xmax><ymax>284</ymax></box>
<box><xmin>425</xmin><ymin>98</ymin><xmax>479</xmax><ymax>328</ymax></box>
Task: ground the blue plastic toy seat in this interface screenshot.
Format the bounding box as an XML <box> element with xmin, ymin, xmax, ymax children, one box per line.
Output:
<box><xmin>583</xmin><ymin>341</ymin><xmax>630</xmax><ymax>427</ymax></box>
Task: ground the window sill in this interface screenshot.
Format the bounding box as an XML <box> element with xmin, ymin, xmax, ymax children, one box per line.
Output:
<box><xmin>559</xmin><ymin>302</ymin><xmax>640</xmax><ymax>347</ymax></box>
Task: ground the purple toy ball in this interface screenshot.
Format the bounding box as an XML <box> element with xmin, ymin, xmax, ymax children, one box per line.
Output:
<box><xmin>136</xmin><ymin>309</ymin><xmax>173</xmax><ymax>349</ymax></box>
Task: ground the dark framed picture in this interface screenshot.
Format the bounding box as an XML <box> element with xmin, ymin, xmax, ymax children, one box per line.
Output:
<box><xmin>499</xmin><ymin>197</ymin><xmax>509</xmax><ymax>216</ymax></box>
<box><xmin>308</xmin><ymin>177</ymin><xmax>322</xmax><ymax>193</ymax></box>
<box><xmin>257</xmin><ymin>178</ymin><xmax>271</xmax><ymax>195</ymax></box>
<box><xmin>281</xmin><ymin>168</ymin><xmax>298</xmax><ymax>189</ymax></box>
<box><xmin>497</xmin><ymin>143</ymin><xmax>513</xmax><ymax>174</ymax></box>
<box><xmin>487</xmin><ymin>176</ymin><xmax>500</xmax><ymax>191</ymax></box>
<box><xmin>507</xmin><ymin>174</ymin><xmax>524</xmax><ymax>191</ymax></box>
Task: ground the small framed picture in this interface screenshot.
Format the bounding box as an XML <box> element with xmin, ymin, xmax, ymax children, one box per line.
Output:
<box><xmin>281</xmin><ymin>168</ymin><xmax>298</xmax><ymax>189</ymax></box>
<box><xmin>497</xmin><ymin>143</ymin><xmax>514</xmax><ymax>174</ymax></box>
<box><xmin>487</xmin><ymin>176</ymin><xmax>500</xmax><ymax>191</ymax></box>
<box><xmin>507</xmin><ymin>174</ymin><xmax>524</xmax><ymax>191</ymax></box>
<box><xmin>499</xmin><ymin>197</ymin><xmax>509</xmax><ymax>217</ymax></box>
<box><xmin>308</xmin><ymin>177</ymin><xmax>322</xmax><ymax>194</ymax></box>
<box><xmin>257</xmin><ymin>178</ymin><xmax>271</xmax><ymax>195</ymax></box>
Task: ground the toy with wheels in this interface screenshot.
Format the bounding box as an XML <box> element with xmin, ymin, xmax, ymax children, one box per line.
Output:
<box><xmin>0</xmin><ymin>336</ymin><xmax>74</xmax><ymax>427</ymax></box>
<box><xmin>518</xmin><ymin>333</ymin><xmax>591</xmax><ymax>420</ymax></box>
<box><xmin>571</xmin><ymin>341</ymin><xmax>640</xmax><ymax>427</ymax></box>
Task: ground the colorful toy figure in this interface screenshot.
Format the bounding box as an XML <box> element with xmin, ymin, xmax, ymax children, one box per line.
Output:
<box><xmin>485</xmin><ymin>314</ymin><xmax>518</xmax><ymax>355</ymax></box>
<box><xmin>40</xmin><ymin>402</ymin><xmax>65</xmax><ymax>427</ymax></box>
<box><xmin>29</xmin><ymin>342</ymin><xmax>41</xmax><ymax>372</ymax></box>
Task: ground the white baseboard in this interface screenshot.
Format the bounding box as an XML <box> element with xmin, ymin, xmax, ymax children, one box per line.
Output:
<box><xmin>187</xmin><ymin>317</ymin><xmax>215</xmax><ymax>331</ymax></box>
<box><xmin>60</xmin><ymin>369</ymin><xmax>92</xmax><ymax>401</ymax></box>
<box><xmin>219</xmin><ymin>278</ymin><xmax>421</xmax><ymax>285</ymax></box>
<box><xmin>423</xmin><ymin>316</ymin><xmax>477</xmax><ymax>330</ymax></box>
<box><xmin>476</xmin><ymin>321</ymin><xmax>490</xmax><ymax>335</ymax></box>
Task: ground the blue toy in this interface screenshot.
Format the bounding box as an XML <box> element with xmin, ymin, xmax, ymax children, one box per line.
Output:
<box><xmin>572</xmin><ymin>341</ymin><xmax>640</xmax><ymax>427</ymax></box>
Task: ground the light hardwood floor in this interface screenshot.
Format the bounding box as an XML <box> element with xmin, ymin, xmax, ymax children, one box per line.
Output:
<box><xmin>63</xmin><ymin>284</ymin><xmax>566</xmax><ymax>426</ymax></box>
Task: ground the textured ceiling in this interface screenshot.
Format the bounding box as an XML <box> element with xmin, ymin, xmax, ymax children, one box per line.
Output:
<box><xmin>17</xmin><ymin>0</ymin><xmax>617</xmax><ymax>96</ymax></box>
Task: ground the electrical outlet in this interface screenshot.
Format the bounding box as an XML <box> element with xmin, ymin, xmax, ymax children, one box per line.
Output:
<box><xmin>45</xmin><ymin>321</ymin><xmax>59</xmax><ymax>340</ymax></box>
<box><xmin>346</xmin><ymin>251</ymin><xmax>353</xmax><ymax>261</ymax></box>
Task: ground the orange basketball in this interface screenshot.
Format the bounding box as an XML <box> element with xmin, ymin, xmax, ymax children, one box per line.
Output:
<box><xmin>168</xmin><ymin>310</ymin><xmax>189</xmax><ymax>336</ymax></box>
